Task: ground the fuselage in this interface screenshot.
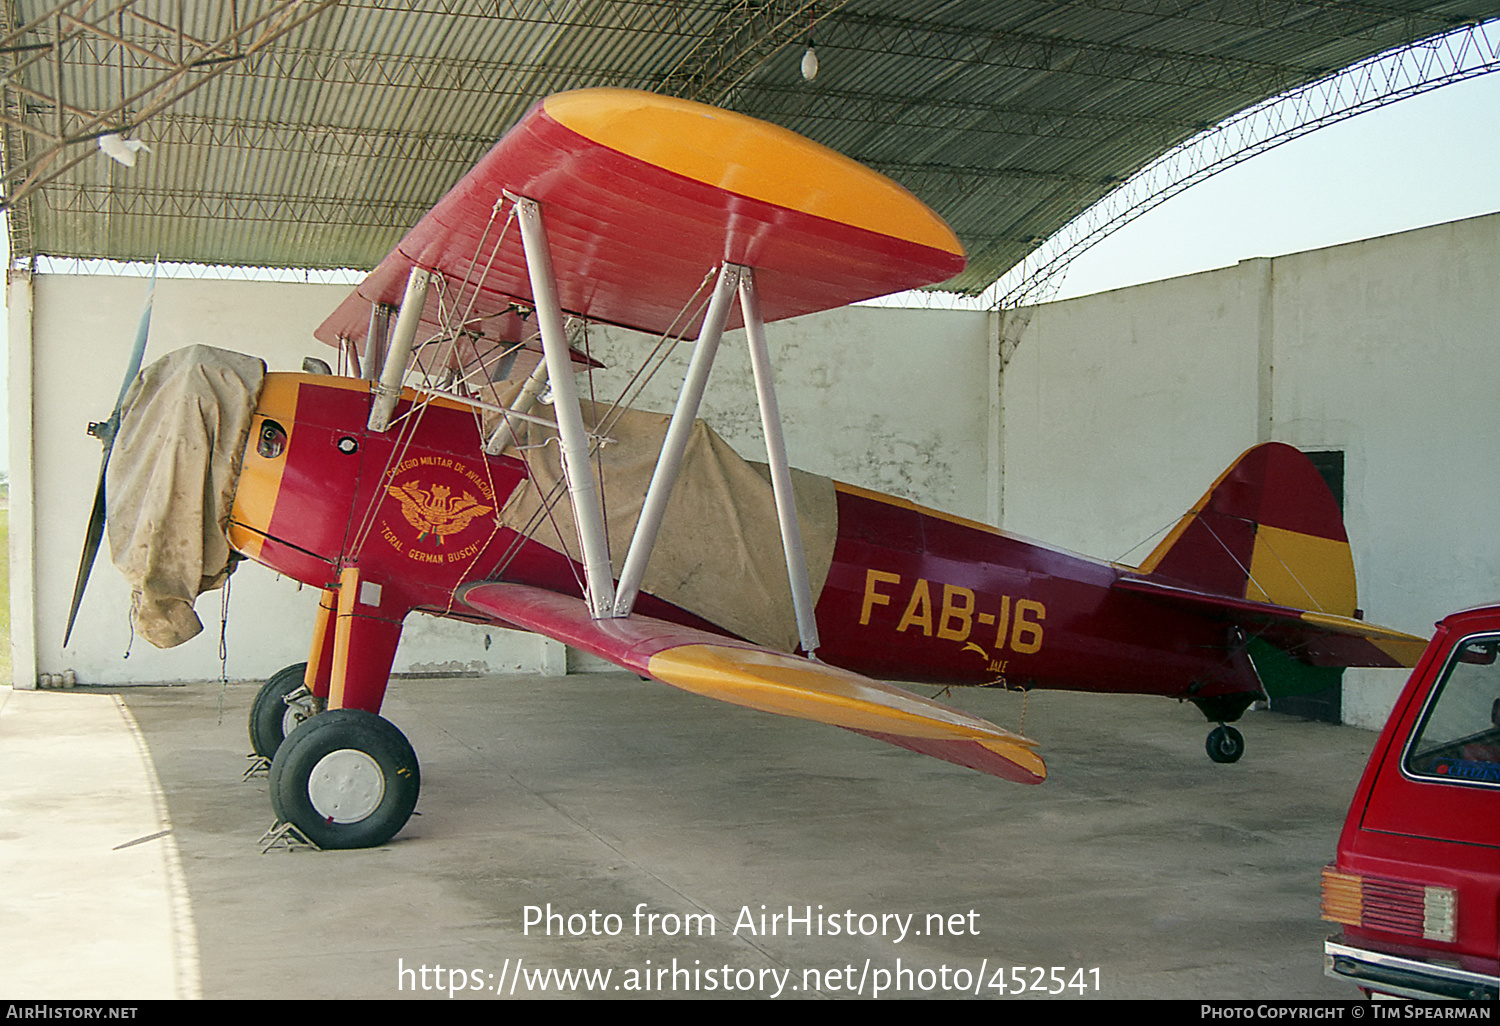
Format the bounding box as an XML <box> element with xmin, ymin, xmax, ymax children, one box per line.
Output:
<box><xmin>227</xmin><ymin>373</ymin><xmax>1256</xmax><ymax>703</ymax></box>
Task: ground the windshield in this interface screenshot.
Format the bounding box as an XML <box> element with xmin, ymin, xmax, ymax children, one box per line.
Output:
<box><xmin>1404</xmin><ymin>634</ymin><xmax>1500</xmax><ymax>786</ymax></box>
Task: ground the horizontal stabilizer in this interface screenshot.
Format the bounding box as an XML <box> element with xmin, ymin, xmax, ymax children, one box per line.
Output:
<box><xmin>460</xmin><ymin>582</ymin><xmax>1043</xmax><ymax>784</ymax></box>
<box><xmin>1112</xmin><ymin>575</ymin><xmax>1427</xmax><ymax>668</ymax></box>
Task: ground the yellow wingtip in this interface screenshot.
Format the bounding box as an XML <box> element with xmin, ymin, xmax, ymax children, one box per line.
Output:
<box><xmin>542</xmin><ymin>88</ymin><xmax>964</xmax><ymax>259</ymax></box>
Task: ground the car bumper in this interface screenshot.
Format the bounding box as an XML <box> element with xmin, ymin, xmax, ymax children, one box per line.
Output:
<box><xmin>1325</xmin><ymin>937</ymin><xmax>1499</xmax><ymax>1000</ymax></box>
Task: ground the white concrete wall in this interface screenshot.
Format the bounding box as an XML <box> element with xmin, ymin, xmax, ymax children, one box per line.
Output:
<box><xmin>16</xmin><ymin>210</ymin><xmax>1498</xmax><ymax>731</ymax></box>
<box><xmin>8</xmin><ymin>272</ymin><xmax>37</xmax><ymax>690</ymax></box>
<box><xmin>28</xmin><ymin>275</ymin><xmax>332</xmax><ymax>685</ymax></box>
<box><xmin>1267</xmin><ymin>214</ymin><xmax>1500</xmax><ymax>725</ymax></box>
<box><xmin>998</xmin><ymin>265</ymin><xmax>1263</xmax><ymax>562</ymax></box>
<box><xmin>581</xmin><ymin>305</ymin><xmax>995</xmax><ymax>519</ymax></box>
<box><xmin>1000</xmin><ymin>211</ymin><xmax>1500</xmax><ymax>727</ymax></box>
<box><xmin>17</xmin><ymin>278</ymin><xmax>991</xmax><ymax>686</ymax></box>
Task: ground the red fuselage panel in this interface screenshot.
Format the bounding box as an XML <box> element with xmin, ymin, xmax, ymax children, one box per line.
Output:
<box><xmin>229</xmin><ymin>375</ymin><xmax>1257</xmax><ymax>703</ymax></box>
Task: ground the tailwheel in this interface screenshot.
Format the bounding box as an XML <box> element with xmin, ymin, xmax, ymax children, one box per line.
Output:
<box><xmin>1205</xmin><ymin>724</ymin><xmax>1245</xmax><ymax>764</ymax></box>
<box><xmin>268</xmin><ymin>709</ymin><xmax>420</xmax><ymax>849</ymax></box>
<box><xmin>248</xmin><ymin>662</ymin><xmax>322</xmax><ymax>758</ymax></box>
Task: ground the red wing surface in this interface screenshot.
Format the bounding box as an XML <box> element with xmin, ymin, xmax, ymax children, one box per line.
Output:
<box><xmin>317</xmin><ymin>88</ymin><xmax>966</xmax><ymax>356</ymax></box>
<box><xmin>460</xmin><ymin>582</ymin><xmax>1042</xmax><ymax>784</ymax></box>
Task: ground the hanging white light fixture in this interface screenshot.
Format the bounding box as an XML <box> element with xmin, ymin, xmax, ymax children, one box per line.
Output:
<box><xmin>800</xmin><ymin>40</ymin><xmax>818</xmax><ymax>81</ymax></box>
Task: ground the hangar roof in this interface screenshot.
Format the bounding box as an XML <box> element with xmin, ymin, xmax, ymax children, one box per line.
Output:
<box><xmin>3</xmin><ymin>0</ymin><xmax>1497</xmax><ymax>294</ymax></box>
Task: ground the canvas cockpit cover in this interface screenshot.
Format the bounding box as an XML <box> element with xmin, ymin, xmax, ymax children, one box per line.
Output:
<box><xmin>107</xmin><ymin>345</ymin><xmax>266</xmax><ymax>648</ymax></box>
<box><xmin>492</xmin><ymin>392</ymin><xmax>838</xmax><ymax>653</ymax></box>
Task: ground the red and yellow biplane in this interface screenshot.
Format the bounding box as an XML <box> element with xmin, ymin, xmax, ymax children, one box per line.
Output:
<box><xmin>76</xmin><ymin>89</ymin><xmax>1427</xmax><ymax>849</ymax></box>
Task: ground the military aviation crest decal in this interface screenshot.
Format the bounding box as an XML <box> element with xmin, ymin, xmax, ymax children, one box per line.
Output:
<box><xmin>379</xmin><ymin>456</ymin><xmax>500</xmax><ymax>566</ymax></box>
<box><xmin>387</xmin><ymin>480</ymin><xmax>493</xmax><ymax>542</ymax></box>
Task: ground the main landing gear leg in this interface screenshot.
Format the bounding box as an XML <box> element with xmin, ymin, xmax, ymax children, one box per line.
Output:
<box><xmin>248</xmin><ymin>589</ymin><xmax>338</xmax><ymax>758</ymax></box>
<box><xmin>269</xmin><ymin>569</ymin><xmax>417</xmax><ymax>848</ymax></box>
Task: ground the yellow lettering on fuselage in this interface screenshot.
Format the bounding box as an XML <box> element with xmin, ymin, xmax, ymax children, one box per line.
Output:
<box><xmin>937</xmin><ymin>584</ymin><xmax>974</xmax><ymax>641</ymax></box>
<box><xmin>380</xmin><ymin>522</ymin><xmax>405</xmax><ymax>554</ymax></box>
<box><xmin>860</xmin><ymin>571</ymin><xmax>1045</xmax><ymax>655</ymax></box>
<box><xmin>1011</xmin><ymin>599</ymin><xmax>1045</xmax><ymax>655</ymax></box>
<box><xmin>897</xmin><ymin>579</ymin><xmax>933</xmax><ymax>635</ymax></box>
<box><xmin>860</xmin><ymin>569</ymin><xmax>901</xmax><ymax>625</ymax></box>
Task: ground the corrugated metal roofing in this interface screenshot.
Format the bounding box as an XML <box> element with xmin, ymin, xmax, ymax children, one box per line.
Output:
<box><xmin>3</xmin><ymin>0</ymin><xmax>1496</xmax><ymax>294</ymax></box>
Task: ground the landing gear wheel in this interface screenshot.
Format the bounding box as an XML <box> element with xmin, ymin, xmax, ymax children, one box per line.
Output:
<box><xmin>1206</xmin><ymin>724</ymin><xmax>1245</xmax><ymax>764</ymax></box>
<box><xmin>248</xmin><ymin>663</ymin><xmax>320</xmax><ymax>758</ymax></box>
<box><xmin>268</xmin><ymin>709</ymin><xmax>420</xmax><ymax>849</ymax></box>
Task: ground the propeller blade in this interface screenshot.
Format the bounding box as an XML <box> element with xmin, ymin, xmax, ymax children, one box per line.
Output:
<box><xmin>112</xmin><ymin>266</ymin><xmax>156</xmax><ymax>416</ymax></box>
<box><xmin>63</xmin><ymin>454</ymin><xmax>110</xmax><ymax>647</ymax></box>
<box><xmin>63</xmin><ymin>264</ymin><xmax>156</xmax><ymax>646</ymax></box>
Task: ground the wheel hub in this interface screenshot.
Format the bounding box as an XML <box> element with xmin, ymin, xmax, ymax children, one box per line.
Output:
<box><xmin>307</xmin><ymin>749</ymin><xmax>385</xmax><ymax>824</ymax></box>
<box><xmin>282</xmin><ymin>704</ymin><xmax>310</xmax><ymax>738</ymax></box>
<box><xmin>280</xmin><ymin>685</ymin><xmax>322</xmax><ymax>739</ymax></box>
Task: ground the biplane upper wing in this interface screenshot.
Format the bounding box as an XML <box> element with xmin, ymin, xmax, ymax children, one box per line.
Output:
<box><xmin>459</xmin><ymin>582</ymin><xmax>1044</xmax><ymax>785</ymax></box>
<box><xmin>316</xmin><ymin>88</ymin><xmax>966</xmax><ymax>353</ymax></box>
<box><xmin>1112</xmin><ymin>575</ymin><xmax>1428</xmax><ymax>668</ymax></box>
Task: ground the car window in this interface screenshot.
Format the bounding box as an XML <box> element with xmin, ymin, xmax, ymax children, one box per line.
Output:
<box><xmin>1404</xmin><ymin>635</ymin><xmax>1500</xmax><ymax>785</ymax></box>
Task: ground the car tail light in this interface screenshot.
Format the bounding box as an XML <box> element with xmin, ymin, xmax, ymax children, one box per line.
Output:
<box><xmin>1321</xmin><ymin>866</ymin><xmax>1457</xmax><ymax>943</ymax></box>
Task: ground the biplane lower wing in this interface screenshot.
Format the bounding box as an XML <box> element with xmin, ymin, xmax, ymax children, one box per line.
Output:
<box><xmin>1111</xmin><ymin>575</ymin><xmax>1427</xmax><ymax>668</ymax></box>
<box><xmin>459</xmin><ymin>582</ymin><xmax>1045</xmax><ymax>784</ymax></box>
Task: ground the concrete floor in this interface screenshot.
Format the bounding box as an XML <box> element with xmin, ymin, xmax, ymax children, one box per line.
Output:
<box><xmin>3</xmin><ymin>673</ymin><xmax>1376</xmax><ymax>1000</ymax></box>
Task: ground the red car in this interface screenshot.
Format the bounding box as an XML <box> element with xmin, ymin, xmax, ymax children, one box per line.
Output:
<box><xmin>1322</xmin><ymin>605</ymin><xmax>1500</xmax><ymax>1000</ymax></box>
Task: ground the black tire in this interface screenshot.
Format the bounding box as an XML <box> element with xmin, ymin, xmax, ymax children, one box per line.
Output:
<box><xmin>248</xmin><ymin>663</ymin><xmax>312</xmax><ymax>758</ymax></box>
<box><xmin>268</xmin><ymin>709</ymin><xmax>420</xmax><ymax>849</ymax></box>
<box><xmin>1206</xmin><ymin>724</ymin><xmax>1245</xmax><ymax>764</ymax></box>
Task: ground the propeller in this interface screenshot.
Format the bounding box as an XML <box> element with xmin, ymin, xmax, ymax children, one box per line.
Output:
<box><xmin>63</xmin><ymin>267</ymin><xmax>157</xmax><ymax>646</ymax></box>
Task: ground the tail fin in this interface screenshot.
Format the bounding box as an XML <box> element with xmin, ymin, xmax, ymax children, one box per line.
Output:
<box><xmin>1136</xmin><ymin>443</ymin><xmax>1356</xmax><ymax>617</ymax></box>
<box><xmin>1118</xmin><ymin>443</ymin><xmax>1426</xmax><ymax>671</ymax></box>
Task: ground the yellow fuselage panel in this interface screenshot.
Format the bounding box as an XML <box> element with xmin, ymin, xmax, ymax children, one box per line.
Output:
<box><xmin>226</xmin><ymin>373</ymin><xmax>304</xmax><ymax>559</ymax></box>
